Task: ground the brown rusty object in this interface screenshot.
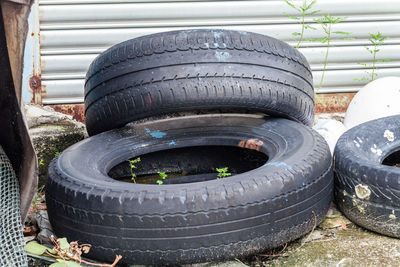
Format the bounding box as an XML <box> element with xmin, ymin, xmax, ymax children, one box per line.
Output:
<box><xmin>29</xmin><ymin>75</ymin><xmax>42</xmax><ymax>104</ymax></box>
<box><xmin>238</xmin><ymin>138</ymin><xmax>264</xmax><ymax>151</ymax></box>
<box><xmin>315</xmin><ymin>92</ymin><xmax>356</xmax><ymax>114</ymax></box>
<box><xmin>49</xmin><ymin>104</ymin><xmax>86</xmax><ymax>123</ymax></box>
<box><xmin>23</xmin><ymin>226</ymin><xmax>36</xmax><ymax>236</ymax></box>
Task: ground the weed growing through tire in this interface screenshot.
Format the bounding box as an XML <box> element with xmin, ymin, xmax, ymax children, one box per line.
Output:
<box><xmin>128</xmin><ymin>157</ymin><xmax>141</xmax><ymax>183</ymax></box>
<box><xmin>216</xmin><ymin>167</ymin><xmax>232</xmax><ymax>179</ymax></box>
<box><xmin>356</xmin><ymin>32</ymin><xmax>390</xmax><ymax>82</ymax></box>
<box><xmin>156</xmin><ymin>171</ymin><xmax>167</xmax><ymax>185</ymax></box>
<box><xmin>283</xmin><ymin>0</ymin><xmax>320</xmax><ymax>48</ymax></box>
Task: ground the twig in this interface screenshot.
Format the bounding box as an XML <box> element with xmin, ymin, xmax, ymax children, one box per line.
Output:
<box><xmin>79</xmin><ymin>255</ymin><xmax>122</xmax><ymax>267</ymax></box>
<box><xmin>298</xmin><ymin>210</ymin><xmax>317</xmax><ymax>245</ymax></box>
<box><xmin>258</xmin><ymin>243</ymin><xmax>288</xmax><ymax>258</ymax></box>
<box><xmin>234</xmin><ymin>258</ymin><xmax>248</xmax><ymax>266</ymax></box>
<box><xmin>49</xmin><ymin>235</ymin><xmax>122</xmax><ymax>267</ymax></box>
<box><xmin>43</xmin><ymin>250</ymin><xmax>61</xmax><ymax>259</ymax></box>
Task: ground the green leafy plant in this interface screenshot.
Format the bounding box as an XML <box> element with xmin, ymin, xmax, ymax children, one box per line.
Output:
<box><xmin>39</xmin><ymin>159</ymin><xmax>44</xmax><ymax>166</ymax></box>
<box><xmin>26</xmin><ymin>236</ymin><xmax>121</xmax><ymax>266</ymax></box>
<box><xmin>156</xmin><ymin>171</ymin><xmax>168</xmax><ymax>185</ymax></box>
<box><xmin>310</xmin><ymin>14</ymin><xmax>350</xmax><ymax>93</ymax></box>
<box><xmin>54</xmin><ymin>151</ymin><xmax>60</xmax><ymax>157</ymax></box>
<box><xmin>127</xmin><ymin>157</ymin><xmax>141</xmax><ymax>183</ymax></box>
<box><xmin>216</xmin><ymin>167</ymin><xmax>232</xmax><ymax>179</ymax></box>
<box><xmin>356</xmin><ymin>32</ymin><xmax>390</xmax><ymax>82</ymax></box>
<box><xmin>283</xmin><ymin>0</ymin><xmax>320</xmax><ymax>48</ymax></box>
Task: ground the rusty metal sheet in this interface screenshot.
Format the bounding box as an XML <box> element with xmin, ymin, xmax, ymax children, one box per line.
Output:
<box><xmin>29</xmin><ymin>75</ymin><xmax>42</xmax><ymax>103</ymax></box>
<box><xmin>315</xmin><ymin>92</ymin><xmax>356</xmax><ymax>114</ymax></box>
<box><xmin>27</xmin><ymin>0</ymin><xmax>43</xmax><ymax>104</ymax></box>
<box><xmin>50</xmin><ymin>103</ymin><xmax>85</xmax><ymax>123</ymax></box>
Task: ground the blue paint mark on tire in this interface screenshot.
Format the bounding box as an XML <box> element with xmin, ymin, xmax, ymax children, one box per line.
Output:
<box><xmin>145</xmin><ymin>128</ymin><xmax>167</xmax><ymax>139</ymax></box>
<box><xmin>169</xmin><ymin>140</ymin><xmax>176</xmax><ymax>146</ymax></box>
<box><xmin>265</xmin><ymin>161</ymin><xmax>293</xmax><ymax>171</ymax></box>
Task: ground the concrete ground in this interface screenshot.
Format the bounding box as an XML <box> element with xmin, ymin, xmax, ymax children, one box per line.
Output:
<box><xmin>180</xmin><ymin>204</ymin><xmax>399</xmax><ymax>267</ymax></box>
<box><xmin>244</xmin><ymin>206</ymin><xmax>400</xmax><ymax>266</ymax></box>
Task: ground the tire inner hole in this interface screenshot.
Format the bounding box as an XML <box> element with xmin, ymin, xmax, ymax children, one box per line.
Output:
<box><xmin>108</xmin><ymin>145</ymin><xmax>268</xmax><ymax>184</ymax></box>
<box><xmin>382</xmin><ymin>150</ymin><xmax>400</xmax><ymax>167</ymax></box>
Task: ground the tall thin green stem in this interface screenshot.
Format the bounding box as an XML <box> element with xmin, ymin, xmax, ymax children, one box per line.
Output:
<box><xmin>296</xmin><ymin>10</ymin><xmax>306</xmax><ymax>48</ymax></box>
<box><xmin>317</xmin><ymin>23</ymin><xmax>331</xmax><ymax>91</ymax></box>
<box><xmin>357</xmin><ymin>32</ymin><xmax>389</xmax><ymax>82</ymax></box>
<box><xmin>371</xmin><ymin>43</ymin><xmax>377</xmax><ymax>81</ymax></box>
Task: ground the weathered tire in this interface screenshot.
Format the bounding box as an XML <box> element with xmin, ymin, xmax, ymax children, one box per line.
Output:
<box><xmin>334</xmin><ymin>115</ymin><xmax>400</xmax><ymax>237</ymax></box>
<box><xmin>46</xmin><ymin>114</ymin><xmax>332</xmax><ymax>265</ymax></box>
<box><xmin>84</xmin><ymin>29</ymin><xmax>314</xmax><ymax>136</ymax></box>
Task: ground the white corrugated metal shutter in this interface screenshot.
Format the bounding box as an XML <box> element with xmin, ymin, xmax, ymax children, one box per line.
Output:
<box><xmin>29</xmin><ymin>0</ymin><xmax>400</xmax><ymax>104</ymax></box>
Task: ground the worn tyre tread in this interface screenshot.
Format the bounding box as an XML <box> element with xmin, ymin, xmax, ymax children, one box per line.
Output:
<box><xmin>48</xmin><ymin>161</ymin><xmax>331</xmax><ymax>218</ymax></box>
<box><xmin>84</xmin><ymin>29</ymin><xmax>314</xmax><ymax>135</ymax></box>
<box><xmin>85</xmin><ymin>29</ymin><xmax>312</xmax><ymax>86</ymax></box>
<box><xmin>85</xmin><ymin>77</ymin><xmax>314</xmax><ymax>136</ymax></box>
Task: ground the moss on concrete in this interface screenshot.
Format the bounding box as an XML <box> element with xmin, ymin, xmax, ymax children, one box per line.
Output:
<box><xmin>267</xmin><ymin>226</ymin><xmax>400</xmax><ymax>266</ymax></box>
<box><xmin>30</xmin><ymin>121</ymin><xmax>86</xmax><ymax>186</ymax></box>
<box><xmin>243</xmin><ymin>207</ymin><xmax>400</xmax><ymax>267</ymax></box>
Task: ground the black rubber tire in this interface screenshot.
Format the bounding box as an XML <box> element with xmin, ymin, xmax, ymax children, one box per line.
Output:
<box><xmin>84</xmin><ymin>29</ymin><xmax>314</xmax><ymax>136</ymax></box>
<box><xmin>46</xmin><ymin>114</ymin><xmax>332</xmax><ymax>265</ymax></box>
<box><xmin>334</xmin><ymin>115</ymin><xmax>400</xmax><ymax>237</ymax></box>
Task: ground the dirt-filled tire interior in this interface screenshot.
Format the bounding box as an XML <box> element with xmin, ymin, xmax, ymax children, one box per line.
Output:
<box><xmin>108</xmin><ymin>145</ymin><xmax>268</xmax><ymax>184</ymax></box>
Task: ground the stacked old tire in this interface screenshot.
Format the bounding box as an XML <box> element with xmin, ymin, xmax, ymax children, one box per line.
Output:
<box><xmin>46</xmin><ymin>29</ymin><xmax>333</xmax><ymax>265</ymax></box>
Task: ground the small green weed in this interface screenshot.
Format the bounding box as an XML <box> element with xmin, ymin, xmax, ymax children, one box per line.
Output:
<box><xmin>39</xmin><ymin>159</ymin><xmax>44</xmax><ymax>166</ymax></box>
<box><xmin>283</xmin><ymin>0</ymin><xmax>320</xmax><ymax>48</ymax></box>
<box><xmin>308</xmin><ymin>14</ymin><xmax>350</xmax><ymax>105</ymax></box>
<box><xmin>310</xmin><ymin>15</ymin><xmax>350</xmax><ymax>92</ymax></box>
<box><xmin>128</xmin><ymin>157</ymin><xmax>141</xmax><ymax>183</ymax></box>
<box><xmin>356</xmin><ymin>32</ymin><xmax>390</xmax><ymax>82</ymax></box>
<box><xmin>156</xmin><ymin>171</ymin><xmax>168</xmax><ymax>185</ymax></box>
<box><xmin>216</xmin><ymin>167</ymin><xmax>232</xmax><ymax>179</ymax></box>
